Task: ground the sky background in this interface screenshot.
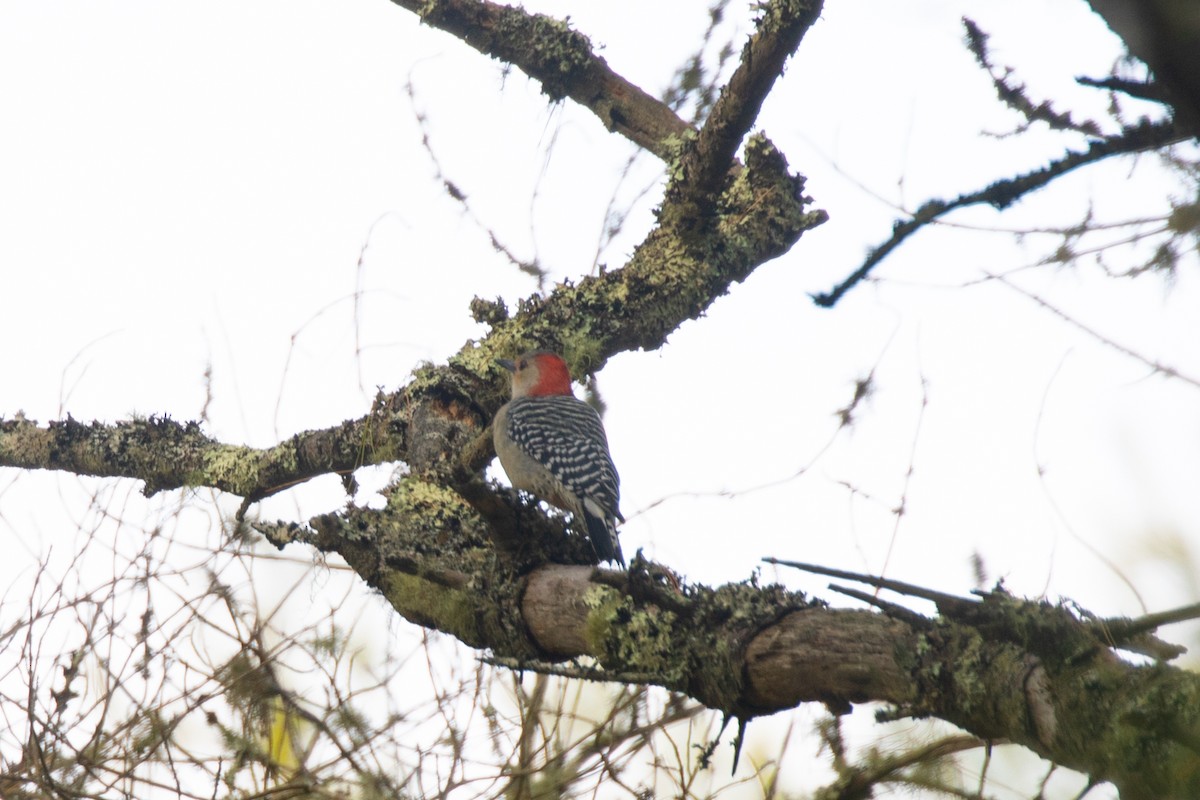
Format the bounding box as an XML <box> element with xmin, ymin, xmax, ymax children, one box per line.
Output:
<box><xmin>1</xmin><ymin>1</ymin><xmax>1198</xmax><ymax>797</ymax></box>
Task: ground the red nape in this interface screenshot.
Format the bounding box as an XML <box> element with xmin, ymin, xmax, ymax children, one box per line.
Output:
<box><xmin>526</xmin><ymin>353</ymin><xmax>573</xmax><ymax>396</ymax></box>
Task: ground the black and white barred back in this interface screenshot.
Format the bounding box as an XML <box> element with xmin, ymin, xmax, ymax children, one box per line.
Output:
<box><xmin>505</xmin><ymin>394</ymin><xmax>623</xmax><ymax>561</ymax></box>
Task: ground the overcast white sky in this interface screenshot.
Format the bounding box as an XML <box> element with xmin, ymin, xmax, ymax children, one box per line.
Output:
<box><xmin>1</xmin><ymin>1</ymin><xmax>1198</xmax><ymax>797</ymax></box>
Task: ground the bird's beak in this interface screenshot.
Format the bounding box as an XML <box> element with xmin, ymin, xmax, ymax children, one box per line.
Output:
<box><xmin>496</xmin><ymin>358</ymin><xmax>516</xmax><ymax>372</ymax></box>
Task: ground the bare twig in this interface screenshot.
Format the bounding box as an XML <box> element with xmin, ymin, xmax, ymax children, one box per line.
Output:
<box><xmin>813</xmin><ymin>118</ymin><xmax>1186</xmax><ymax>308</ymax></box>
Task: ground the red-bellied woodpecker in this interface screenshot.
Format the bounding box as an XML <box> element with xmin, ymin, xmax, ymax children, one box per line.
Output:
<box><xmin>493</xmin><ymin>351</ymin><xmax>625</xmax><ymax>566</ymax></box>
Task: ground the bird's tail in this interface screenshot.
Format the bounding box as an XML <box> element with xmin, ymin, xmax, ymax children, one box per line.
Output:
<box><xmin>583</xmin><ymin>500</ymin><xmax>624</xmax><ymax>566</ymax></box>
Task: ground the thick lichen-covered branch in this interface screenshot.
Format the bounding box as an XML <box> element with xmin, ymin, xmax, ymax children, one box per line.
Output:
<box><xmin>0</xmin><ymin>130</ymin><xmax>823</xmax><ymax>499</ymax></box>
<box><xmin>261</xmin><ymin>495</ymin><xmax>1200</xmax><ymax>800</ymax></box>
<box><xmin>0</xmin><ymin>131</ymin><xmax>822</xmax><ymax>506</ymax></box>
<box><xmin>0</xmin><ymin>411</ymin><xmax>401</xmax><ymax>500</ymax></box>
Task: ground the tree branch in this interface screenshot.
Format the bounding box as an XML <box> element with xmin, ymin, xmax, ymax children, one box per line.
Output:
<box><xmin>262</xmin><ymin>496</ymin><xmax>1200</xmax><ymax>800</ymax></box>
<box><xmin>675</xmin><ymin>0</ymin><xmax>824</xmax><ymax>204</ymax></box>
<box><xmin>0</xmin><ymin>411</ymin><xmax>397</xmax><ymax>500</ymax></box>
<box><xmin>812</xmin><ymin>117</ymin><xmax>1186</xmax><ymax>307</ymax></box>
<box><xmin>1085</xmin><ymin>0</ymin><xmax>1200</xmax><ymax>137</ymax></box>
<box><xmin>393</xmin><ymin>0</ymin><xmax>691</xmax><ymax>158</ymax></box>
<box><xmin>1</xmin><ymin>132</ymin><xmax>824</xmax><ymax>507</ymax></box>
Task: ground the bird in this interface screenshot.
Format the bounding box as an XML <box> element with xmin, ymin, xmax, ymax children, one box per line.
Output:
<box><xmin>492</xmin><ymin>351</ymin><xmax>625</xmax><ymax>565</ymax></box>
